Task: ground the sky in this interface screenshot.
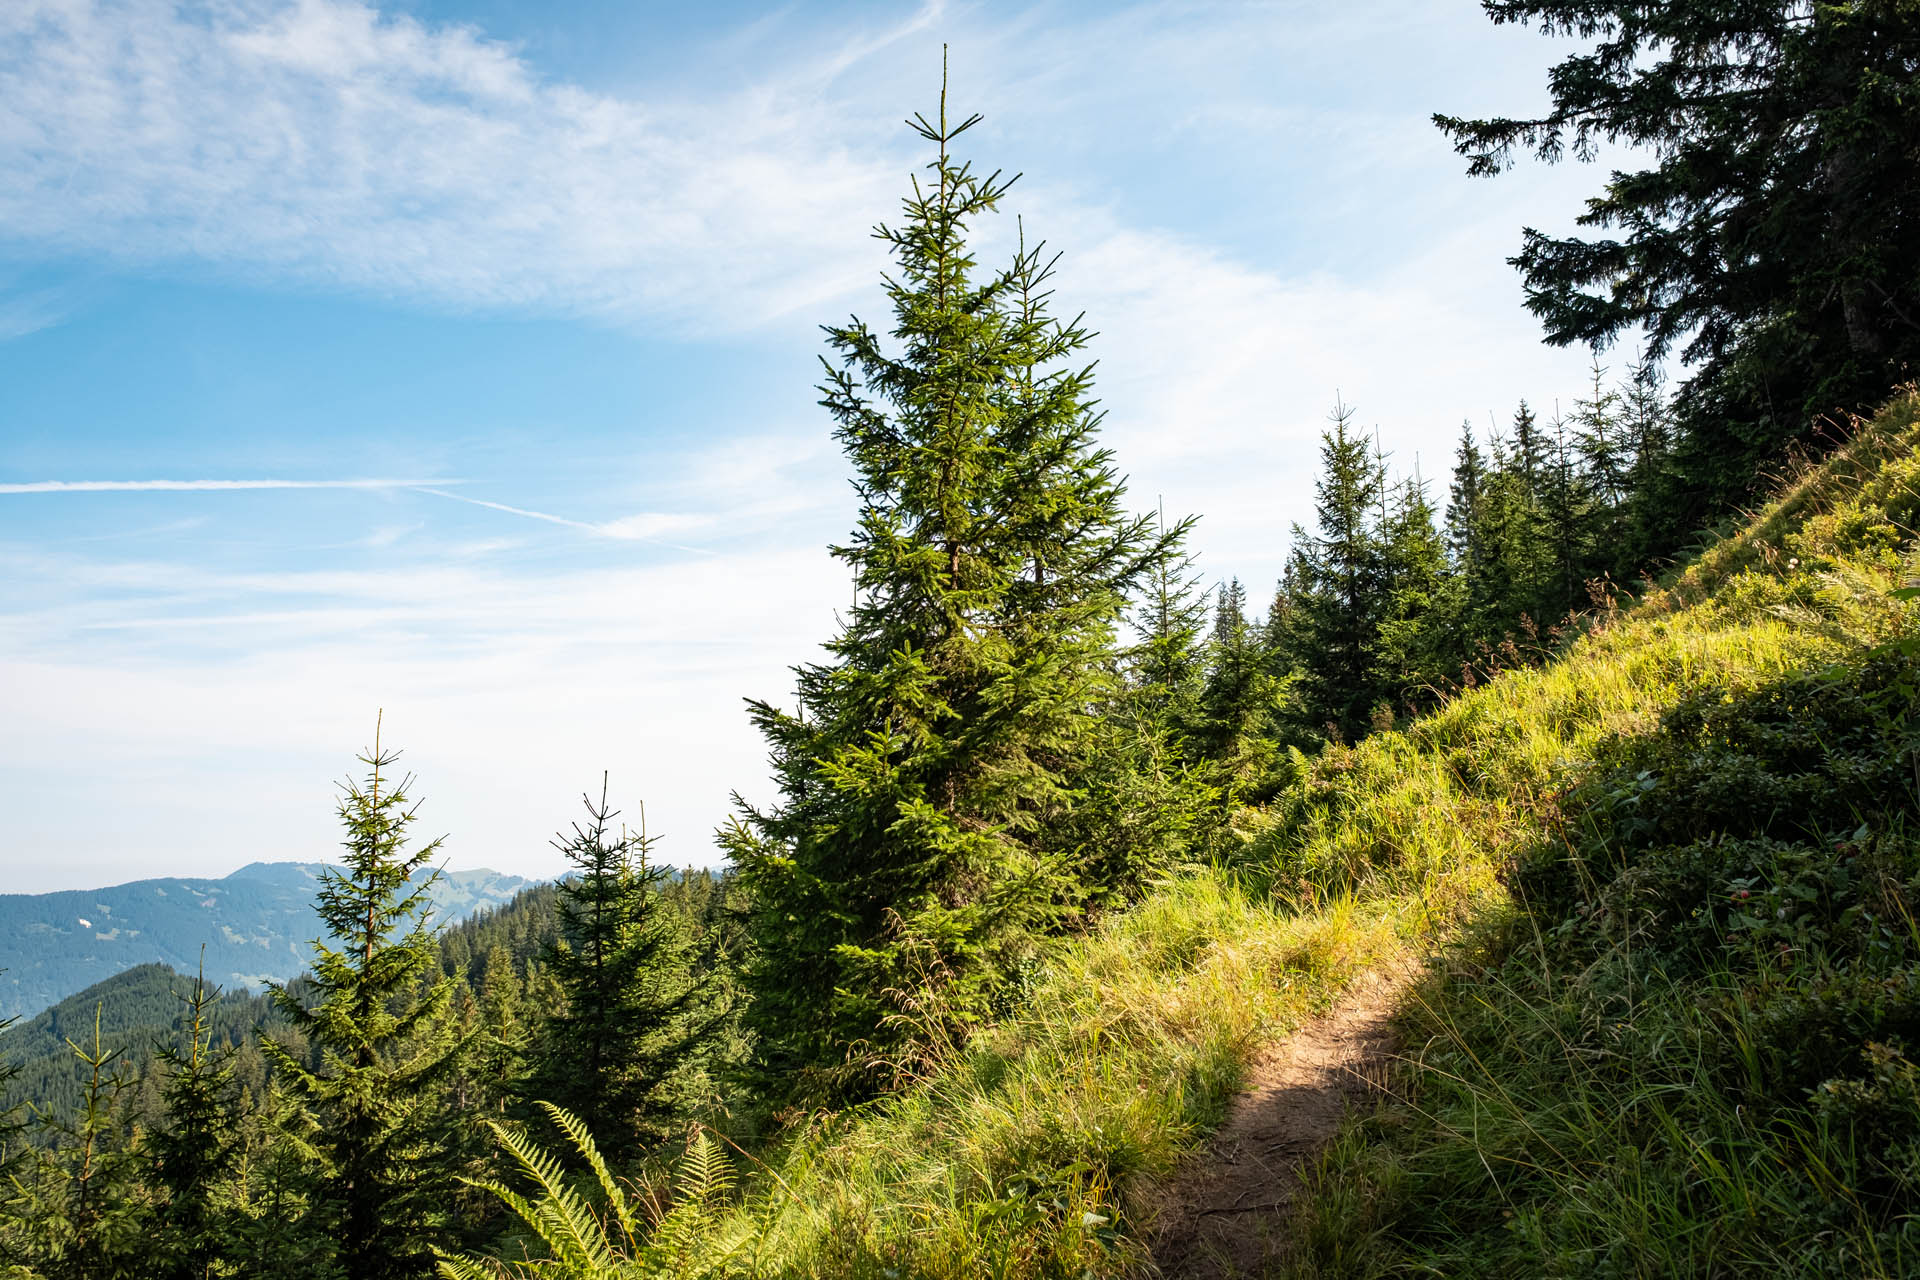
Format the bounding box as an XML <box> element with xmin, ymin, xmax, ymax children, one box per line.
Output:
<box><xmin>0</xmin><ymin>0</ymin><xmax>1619</xmax><ymax>892</ymax></box>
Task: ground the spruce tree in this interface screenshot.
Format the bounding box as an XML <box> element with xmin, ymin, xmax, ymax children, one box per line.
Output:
<box><xmin>1373</xmin><ymin>476</ymin><xmax>1451</xmax><ymax>711</ymax></box>
<box><xmin>1292</xmin><ymin>400</ymin><xmax>1389</xmax><ymax>740</ymax></box>
<box><xmin>1616</xmin><ymin>361</ymin><xmax>1673</xmax><ymax>578</ymax></box>
<box><xmin>470</xmin><ymin>945</ymin><xmax>529</xmax><ymax>1118</ymax></box>
<box><xmin>724</xmin><ymin>70</ymin><xmax>1177</xmax><ymax>1103</ymax></box>
<box><xmin>1196</xmin><ymin>577</ymin><xmax>1279</xmax><ymax>789</ymax></box>
<box><xmin>1510</xmin><ymin>400</ymin><xmax>1545</xmax><ymax>494</ymax></box>
<box><xmin>1438</xmin><ymin>0</ymin><xmax>1920</xmax><ymax>526</ymax></box>
<box><xmin>1071</xmin><ymin>531</ymin><xmax>1219</xmax><ymax>886</ymax></box>
<box><xmin>1462</xmin><ymin>429</ymin><xmax>1547</xmax><ymax>658</ymax></box>
<box><xmin>151</xmin><ymin>964</ymin><xmax>243</xmax><ymax>1280</ymax></box>
<box><xmin>1572</xmin><ymin>357</ymin><xmax>1628</xmax><ymax>510</ymax></box>
<box><xmin>1445</xmin><ymin>422</ymin><xmax>1487</xmax><ymax>575</ymax></box>
<box><xmin>1128</xmin><ymin>533</ymin><xmax>1210</xmax><ymax>737</ymax></box>
<box><xmin>229</xmin><ymin>1083</ymin><xmax>340</xmax><ymax>1280</ymax></box>
<box><xmin>262</xmin><ymin>727</ymin><xmax>469</xmax><ymax>1280</ymax></box>
<box><xmin>15</xmin><ymin>1008</ymin><xmax>153</xmax><ymax>1280</ymax></box>
<box><xmin>526</xmin><ymin>778</ymin><xmax>715</xmax><ymax>1165</ymax></box>
<box><xmin>1536</xmin><ymin>413</ymin><xmax>1596</xmax><ymax>623</ymax></box>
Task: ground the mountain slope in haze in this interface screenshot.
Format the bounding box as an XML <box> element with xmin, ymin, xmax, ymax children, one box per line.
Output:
<box><xmin>0</xmin><ymin>862</ymin><xmax>534</xmax><ymax>1020</ymax></box>
<box><xmin>0</xmin><ymin>881</ymin><xmax>564</xmax><ymax>1122</ymax></box>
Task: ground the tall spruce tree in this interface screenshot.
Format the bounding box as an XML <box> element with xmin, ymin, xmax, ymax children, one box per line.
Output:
<box><xmin>263</xmin><ymin>727</ymin><xmax>468</xmax><ymax>1280</ymax></box>
<box><xmin>1075</xmin><ymin>529</ymin><xmax>1219</xmax><ymax>881</ymax></box>
<box><xmin>1536</xmin><ymin>413</ymin><xmax>1596</xmax><ymax>623</ymax></box>
<box><xmin>14</xmin><ymin>1008</ymin><xmax>152</xmax><ymax>1280</ymax></box>
<box><xmin>724</xmin><ymin>70</ymin><xmax>1178</xmax><ymax>1103</ymax></box>
<box><xmin>1445</xmin><ymin>422</ymin><xmax>1487</xmax><ymax>576</ymax></box>
<box><xmin>526</xmin><ymin>778</ymin><xmax>715</xmax><ymax>1165</ymax></box>
<box><xmin>1618</xmin><ymin>360</ymin><xmax>1674</xmax><ymax>577</ymax></box>
<box><xmin>1196</xmin><ymin>580</ymin><xmax>1255</xmax><ymax>754</ymax></box>
<box><xmin>1127</xmin><ymin>532</ymin><xmax>1210</xmax><ymax>736</ymax></box>
<box><xmin>1470</xmin><ymin>429</ymin><xmax>1547</xmax><ymax>653</ymax></box>
<box><xmin>151</xmin><ymin>964</ymin><xmax>244</xmax><ymax>1280</ymax></box>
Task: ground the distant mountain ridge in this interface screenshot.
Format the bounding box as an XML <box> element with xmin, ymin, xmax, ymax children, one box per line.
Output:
<box><xmin>0</xmin><ymin>862</ymin><xmax>535</xmax><ymax>1020</ymax></box>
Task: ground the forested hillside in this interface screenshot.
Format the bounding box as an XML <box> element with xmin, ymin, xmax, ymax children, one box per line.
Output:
<box><xmin>0</xmin><ymin>882</ymin><xmax>567</xmax><ymax>1125</ymax></box>
<box><xmin>0</xmin><ymin>863</ymin><xmax>533</xmax><ymax>1020</ymax></box>
<box><xmin>3</xmin><ymin>3</ymin><xmax>1917</xmax><ymax>1276</ymax></box>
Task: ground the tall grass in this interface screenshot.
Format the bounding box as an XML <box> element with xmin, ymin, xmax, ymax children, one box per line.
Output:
<box><xmin>1280</xmin><ymin>390</ymin><xmax>1920</xmax><ymax>1278</ymax></box>
<box><xmin>460</xmin><ymin>393</ymin><xmax>1920</xmax><ymax>1279</ymax></box>
<box><xmin>454</xmin><ymin>879</ymin><xmax>1422</xmax><ymax>1278</ymax></box>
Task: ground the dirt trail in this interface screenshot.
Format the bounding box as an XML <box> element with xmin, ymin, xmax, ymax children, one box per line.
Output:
<box><xmin>1146</xmin><ymin>968</ymin><xmax>1412</xmax><ymax>1279</ymax></box>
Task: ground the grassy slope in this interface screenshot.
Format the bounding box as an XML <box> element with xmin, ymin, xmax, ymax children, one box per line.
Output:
<box><xmin>475</xmin><ymin>394</ymin><xmax>1920</xmax><ymax>1279</ymax></box>
<box><xmin>1280</xmin><ymin>392</ymin><xmax>1920</xmax><ymax>1277</ymax></box>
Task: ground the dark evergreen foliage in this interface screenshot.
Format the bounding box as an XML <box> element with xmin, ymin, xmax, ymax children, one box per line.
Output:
<box><xmin>149</xmin><ymin>965</ymin><xmax>244</xmax><ymax>1280</ymax></box>
<box><xmin>1290</xmin><ymin>401</ymin><xmax>1390</xmax><ymax>740</ymax></box>
<box><xmin>525</xmin><ymin>778</ymin><xmax>720</xmax><ymax>1163</ymax></box>
<box><xmin>1437</xmin><ymin>0</ymin><xmax>1920</xmax><ymax>533</ymax></box>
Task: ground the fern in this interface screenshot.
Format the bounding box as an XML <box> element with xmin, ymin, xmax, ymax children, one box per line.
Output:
<box><xmin>436</xmin><ymin>1106</ymin><xmax>739</xmax><ymax>1280</ymax></box>
<box><xmin>537</xmin><ymin>1101</ymin><xmax>641</xmax><ymax>1250</ymax></box>
<box><xmin>642</xmin><ymin>1133</ymin><xmax>733</xmax><ymax>1272</ymax></box>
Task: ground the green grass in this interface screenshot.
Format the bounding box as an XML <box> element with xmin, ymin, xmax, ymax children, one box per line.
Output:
<box><xmin>1278</xmin><ymin>391</ymin><xmax>1920</xmax><ymax>1278</ymax></box>
<box><xmin>458</xmin><ymin>395</ymin><xmax>1920</xmax><ymax>1279</ymax></box>
<box><xmin>453</xmin><ymin>877</ymin><xmax>1426</xmax><ymax>1278</ymax></box>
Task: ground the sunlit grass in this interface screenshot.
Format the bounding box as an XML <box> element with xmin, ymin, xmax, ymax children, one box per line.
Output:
<box><xmin>462</xmin><ymin>392</ymin><xmax>1920</xmax><ymax>1279</ymax></box>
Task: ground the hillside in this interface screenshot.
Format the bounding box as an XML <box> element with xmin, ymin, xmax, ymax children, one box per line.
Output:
<box><xmin>0</xmin><ymin>861</ymin><xmax>534</xmax><ymax>1020</ymax></box>
<box><xmin>0</xmin><ymin>879</ymin><xmax>564</xmax><ymax>1124</ymax></box>
<box><xmin>459</xmin><ymin>391</ymin><xmax>1919</xmax><ymax>1276</ymax></box>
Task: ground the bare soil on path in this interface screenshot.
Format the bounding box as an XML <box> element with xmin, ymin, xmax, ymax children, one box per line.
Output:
<box><xmin>1145</xmin><ymin>967</ymin><xmax>1413</xmax><ymax>1279</ymax></box>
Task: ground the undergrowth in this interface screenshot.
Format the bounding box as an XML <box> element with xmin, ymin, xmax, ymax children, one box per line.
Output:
<box><xmin>1283</xmin><ymin>391</ymin><xmax>1920</xmax><ymax>1278</ymax></box>
<box><xmin>455</xmin><ymin>394</ymin><xmax>1920</xmax><ymax>1278</ymax></box>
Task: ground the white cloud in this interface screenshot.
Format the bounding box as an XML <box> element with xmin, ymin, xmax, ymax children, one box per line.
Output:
<box><xmin>0</xmin><ymin>0</ymin><xmax>927</xmax><ymax>331</ymax></box>
<box><xmin>0</xmin><ymin>532</ymin><xmax>850</xmax><ymax>889</ymax></box>
<box><xmin>0</xmin><ymin>282</ymin><xmax>77</xmax><ymax>339</ymax></box>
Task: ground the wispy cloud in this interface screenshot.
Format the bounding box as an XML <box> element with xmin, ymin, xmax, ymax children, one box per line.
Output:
<box><xmin>0</xmin><ymin>282</ymin><xmax>79</xmax><ymax>340</ymax></box>
<box><xmin>0</xmin><ymin>0</ymin><xmax>925</xmax><ymax>332</ymax></box>
<box><xmin>0</xmin><ymin>478</ymin><xmax>447</xmax><ymax>494</ymax></box>
<box><xmin>0</xmin><ymin>535</ymin><xmax>849</xmax><ymax>887</ymax></box>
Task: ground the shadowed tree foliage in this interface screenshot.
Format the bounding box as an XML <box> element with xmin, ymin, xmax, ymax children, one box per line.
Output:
<box><xmin>525</xmin><ymin>779</ymin><xmax>720</xmax><ymax>1165</ymax></box>
<box><xmin>150</xmin><ymin>963</ymin><xmax>244</xmax><ymax>1280</ymax></box>
<box><xmin>1438</xmin><ymin>0</ymin><xmax>1920</xmax><ymax>537</ymax></box>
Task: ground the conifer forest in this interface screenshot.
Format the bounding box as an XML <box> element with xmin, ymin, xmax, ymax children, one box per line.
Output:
<box><xmin>5</xmin><ymin>2</ymin><xmax>1920</xmax><ymax>1276</ymax></box>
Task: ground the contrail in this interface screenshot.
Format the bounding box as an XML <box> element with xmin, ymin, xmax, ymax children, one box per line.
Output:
<box><xmin>0</xmin><ymin>478</ymin><xmax>447</xmax><ymax>494</ymax></box>
<box><xmin>412</xmin><ymin>487</ymin><xmax>598</xmax><ymax>534</ymax></box>
<box><xmin>414</xmin><ymin>488</ymin><xmax>716</xmax><ymax>555</ymax></box>
<box><xmin>1</xmin><ymin>476</ymin><xmax>715</xmax><ymax>554</ymax></box>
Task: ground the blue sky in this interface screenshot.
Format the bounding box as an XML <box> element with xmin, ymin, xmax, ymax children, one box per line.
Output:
<box><xmin>1</xmin><ymin>0</ymin><xmax>1614</xmax><ymax>891</ymax></box>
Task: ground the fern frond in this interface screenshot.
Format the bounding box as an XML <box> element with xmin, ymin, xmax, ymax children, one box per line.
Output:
<box><xmin>641</xmin><ymin>1132</ymin><xmax>742</xmax><ymax>1276</ymax></box>
<box><xmin>537</xmin><ymin>1101</ymin><xmax>640</xmax><ymax>1247</ymax></box>
<box><xmin>676</xmin><ymin>1131</ymin><xmax>733</xmax><ymax>1207</ymax></box>
<box><xmin>484</xmin><ymin>1124</ymin><xmax>612</xmax><ymax>1270</ymax></box>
